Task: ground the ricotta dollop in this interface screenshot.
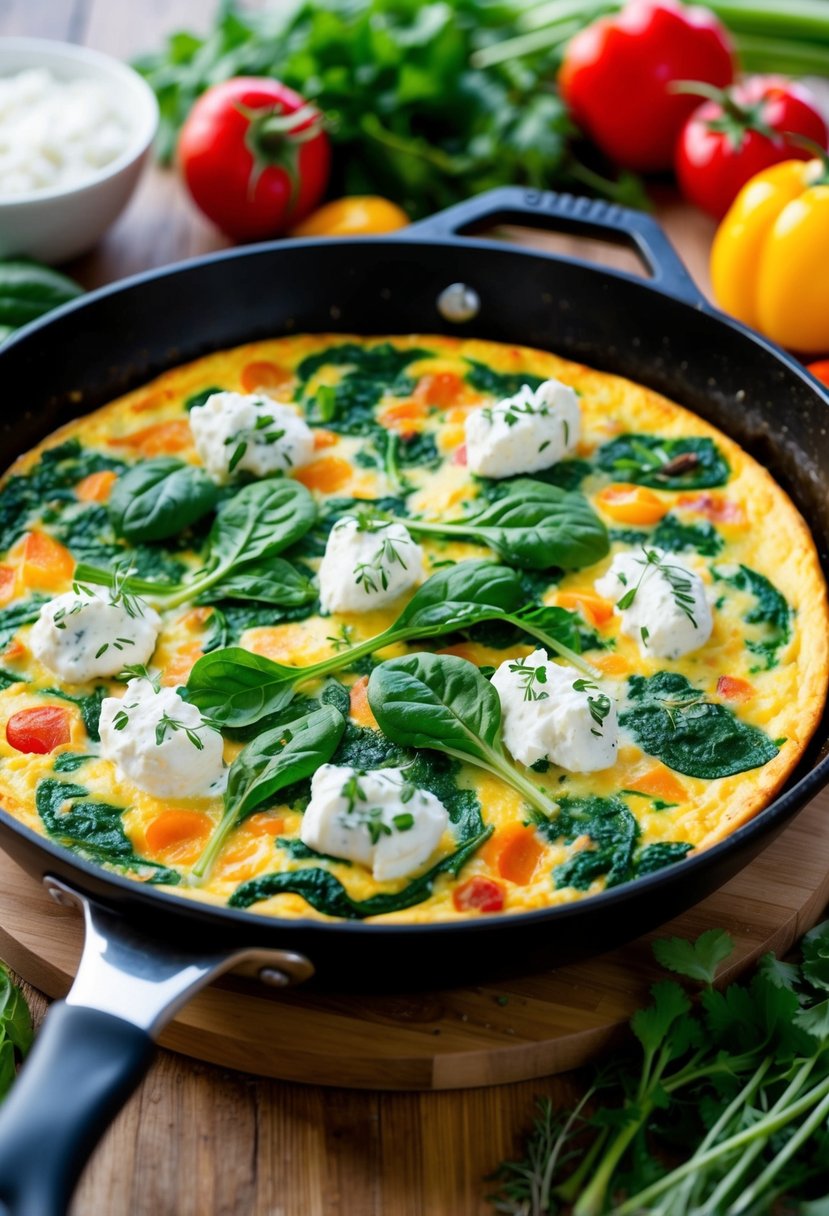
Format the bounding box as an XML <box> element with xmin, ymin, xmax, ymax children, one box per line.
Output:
<box><xmin>464</xmin><ymin>377</ymin><xmax>581</xmax><ymax>479</ymax></box>
<box><xmin>99</xmin><ymin>677</ymin><xmax>225</xmax><ymax>799</ymax></box>
<box><xmin>29</xmin><ymin>586</ymin><xmax>161</xmax><ymax>684</ymax></box>
<box><xmin>300</xmin><ymin>763</ymin><xmax>449</xmax><ymax>881</ymax></box>
<box><xmin>594</xmin><ymin>548</ymin><xmax>713</xmax><ymax>659</ymax></box>
<box><xmin>189</xmin><ymin>391</ymin><xmax>314</xmax><ymax>483</ymax></box>
<box><xmin>318</xmin><ymin>516</ymin><xmax>423</xmax><ymax>614</ymax></box>
<box><xmin>491</xmin><ymin>649</ymin><xmax>619</xmax><ymax>772</ymax></box>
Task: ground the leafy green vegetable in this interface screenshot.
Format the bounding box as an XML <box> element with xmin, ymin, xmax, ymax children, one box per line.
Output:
<box><xmin>611</xmin><ymin>513</ymin><xmax>724</xmax><ymax>557</ymax></box>
<box><xmin>108</xmin><ymin>458</ymin><xmax>219</xmax><ymax>543</ymax></box>
<box><xmin>464</xmin><ymin>362</ymin><xmax>544</xmax><ymax>398</ymax></box>
<box><xmin>75</xmin><ymin>478</ymin><xmax>317</xmax><ymax>609</ymax></box>
<box><xmin>36</xmin><ymin>779</ymin><xmax>178</xmax><ymax>883</ymax></box>
<box><xmin>402</xmin><ymin>479</ymin><xmax>609</xmax><ymax>570</ymax></box>
<box><xmin>42</xmin><ymin>687</ymin><xmax>107</xmax><ymax>742</ymax></box>
<box><xmin>193</xmin><ymin>704</ymin><xmax>346</xmax><ymax>880</ymax></box>
<box><xmin>652</xmin><ymin>928</ymin><xmax>734</xmax><ymax>985</ymax></box>
<box><xmin>52</xmin><ymin>753</ymin><xmax>93</xmax><ymax>773</ymax></box>
<box><xmin>368</xmin><ymin>652</ymin><xmax>559</xmax><ymax>819</ymax></box>
<box><xmin>0</xmin><ymin>596</ymin><xmax>46</xmax><ymax>652</ymax></box>
<box><xmin>296</xmin><ymin>343</ymin><xmax>431</xmax><ymax>436</ymax></box>
<box><xmin>0</xmin><ymin>261</ymin><xmax>82</xmax><ymax>331</ymax></box>
<box><xmin>184</xmin><ymin>386</ymin><xmax>223</xmax><ymax>412</ymax></box>
<box><xmin>0</xmin><ymin>668</ymin><xmax>25</xmax><ymax>690</ymax></box>
<box><xmin>620</xmin><ymin>671</ymin><xmax>779</xmax><ymax>779</ymax></box>
<box><xmin>198</xmin><ymin>557</ymin><xmax>315</xmax><ymax>607</ymax></box>
<box><xmin>45</xmin><ymin>503</ymin><xmax>188</xmax><ymax>583</ymax></box>
<box><xmin>597</xmin><ymin>434</ymin><xmax>730</xmax><ymax>489</ymax></box>
<box><xmin>714</xmin><ymin>562</ymin><xmax>792</xmax><ymax>671</ymax></box>
<box><xmin>0</xmin><ymin>964</ymin><xmax>33</xmax><ymax>1100</ymax></box>
<box><xmin>634</xmin><ymin>840</ymin><xmax>693</xmax><ymax>876</ymax></box>
<box><xmin>187</xmin><ymin>647</ymin><xmax>297</xmax><ymax>730</ymax></box>
<box><xmin>477</xmin><ymin>459</ymin><xmax>593</xmax><ymax>500</ymax></box>
<box><xmin>203</xmin><ymin>600</ymin><xmax>318</xmax><ymax>653</ymax></box>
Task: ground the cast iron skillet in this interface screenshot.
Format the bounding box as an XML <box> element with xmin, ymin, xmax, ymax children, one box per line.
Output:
<box><xmin>0</xmin><ymin>187</ymin><xmax>826</xmax><ymax>1216</ymax></box>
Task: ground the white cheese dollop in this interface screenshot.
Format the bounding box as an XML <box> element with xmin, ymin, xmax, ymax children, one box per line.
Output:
<box><xmin>318</xmin><ymin>516</ymin><xmax>423</xmax><ymax>614</ymax></box>
<box><xmin>0</xmin><ymin>68</ymin><xmax>131</xmax><ymax>199</ymax></box>
<box><xmin>189</xmin><ymin>391</ymin><xmax>314</xmax><ymax>483</ymax></box>
<box><xmin>99</xmin><ymin>678</ymin><xmax>225</xmax><ymax>800</ymax></box>
<box><xmin>594</xmin><ymin>548</ymin><xmax>713</xmax><ymax>660</ymax></box>
<box><xmin>300</xmin><ymin>764</ymin><xmax>449</xmax><ymax>881</ymax></box>
<box><xmin>29</xmin><ymin>587</ymin><xmax>161</xmax><ymax>684</ymax></box>
<box><xmin>491</xmin><ymin>648</ymin><xmax>619</xmax><ymax>772</ymax></box>
<box><xmin>465</xmin><ymin>378</ymin><xmax>581</xmax><ymax>479</ymax></box>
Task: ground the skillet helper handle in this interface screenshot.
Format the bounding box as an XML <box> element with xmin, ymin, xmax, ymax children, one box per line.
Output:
<box><xmin>0</xmin><ymin>1003</ymin><xmax>154</xmax><ymax>1216</ymax></box>
<box><xmin>404</xmin><ymin>185</ymin><xmax>706</xmax><ymax>308</ymax></box>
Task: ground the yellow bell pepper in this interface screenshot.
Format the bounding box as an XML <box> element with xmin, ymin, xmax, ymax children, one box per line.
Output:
<box><xmin>711</xmin><ymin>157</ymin><xmax>829</xmax><ymax>354</ymax></box>
<box><xmin>290</xmin><ymin>196</ymin><xmax>409</xmax><ymax>238</ymax></box>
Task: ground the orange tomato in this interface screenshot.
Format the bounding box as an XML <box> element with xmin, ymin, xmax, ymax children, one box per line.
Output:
<box><xmin>294</xmin><ymin>455</ymin><xmax>353</xmax><ymax>493</ymax></box>
<box><xmin>556</xmin><ymin>590</ymin><xmax>614</xmax><ymax>627</ymax></box>
<box><xmin>108</xmin><ymin>419</ymin><xmax>191</xmax><ymax>456</ymax></box>
<box><xmin>596</xmin><ymin>483</ymin><xmax>669</xmax><ymax>525</ymax></box>
<box><xmin>628</xmin><ymin>766</ymin><xmax>688</xmax><ymax>803</ymax></box>
<box><xmin>378</xmin><ymin>401</ymin><xmax>428</xmax><ymax>432</ymax></box>
<box><xmin>240</xmin><ymin>361</ymin><xmax>291</xmax><ymax>394</ymax></box>
<box><xmin>75</xmin><ymin>469</ymin><xmax>118</xmax><ymax>503</ymax></box>
<box><xmin>413</xmin><ymin>372</ymin><xmax>466</xmax><ymax>409</ymax></box>
<box><xmin>290</xmin><ymin>196</ymin><xmax>409</xmax><ymax>238</ymax></box>
<box><xmin>452</xmin><ymin>876</ymin><xmax>505</xmax><ymax>913</ymax></box>
<box><xmin>145</xmin><ymin>810</ymin><xmax>213</xmax><ymax>865</ymax></box>
<box><xmin>349</xmin><ymin>676</ymin><xmax>378</xmax><ymax>729</ymax></box>
<box><xmin>808</xmin><ymin>360</ymin><xmax>829</xmax><ymax>388</ymax></box>
<box><xmin>6</xmin><ymin>706</ymin><xmax>71</xmax><ymax>754</ymax></box>
<box><xmin>21</xmin><ymin>531</ymin><xmax>74</xmax><ymax>589</ymax></box>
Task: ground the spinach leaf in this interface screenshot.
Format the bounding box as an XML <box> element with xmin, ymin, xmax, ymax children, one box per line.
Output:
<box><xmin>277</xmin><ymin>838</ymin><xmax>352</xmax><ymax>864</ymax></box>
<box><xmin>187</xmin><ymin>646</ymin><xmax>297</xmax><ymax>729</ymax></box>
<box><xmin>184</xmin><ymin>386</ymin><xmax>223</xmax><ymax>412</ymax></box>
<box><xmin>465</xmin><ymin>361</ymin><xmax>544</xmax><ymax>398</ymax></box>
<box><xmin>296</xmin><ymin>343</ymin><xmax>432</xmax><ymax>437</ymax></box>
<box><xmin>611</xmin><ymin>515</ymin><xmax>724</xmax><ymax>558</ymax></box>
<box><xmin>75</xmin><ymin>478</ymin><xmax>317</xmax><ymax>609</ymax></box>
<box><xmin>532</xmin><ymin>796</ymin><xmax>640</xmax><ymax>890</ymax></box>
<box><xmin>43</xmin><ymin>687</ymin><xmax>107</xmax><ymax>742</ymax></box>
<box><xmin>476</xmin><ymin>459</ymin><xmax>592</xmax><ymax>499</ymax></box>
<box><xmin>193</xmin><ymin>704</ymin><xmax>346</xmax><ymax>879</ymax></box>
<box><xmin>49</xmin><ymin>504</ymin><xmax>188</xmax><ymax>581</ymax></box>
<box><xmin>0</xmin><ymin>965</ymin><xmax>33</xmax><ymax>1059</ymax></box>
<box><xmin>635</xmin><ymin>841</ymin><xmax>693</xmax><ymax>876</ymax></box>
<box><xmin>0</xmin><ymin>597</ymin><xmax>46</xmax><ymax>651</ymax></box>
<box><xmin>597</xmin><ymin>434</ymin><xmax>730</xmax><ymax>490</ymax></box>
<box><xmin>108</xmin><ymin>458</ymin><xmax>219</xmax><ymax>543</ymax></box>
<box><xmin>36</xmin><ymin>779</ymin><xmax>179</xmax><ymax>884</ymax></box>
<box><xmin>203</xmin><ymin>600</ymin><xmax>318</xmax><ymax>652</ymax></box>
<box><xmin>620</xmin><ymin>672</ymin><xmax>779</xmax><ymax>779</ymax></box>
<box><xmin>368</xmin><ymin>652</ymin><xmax>559</xmax><ymax>818</ymax></box>
<box><xmin>197</xmin><ymin>557</ymin><xmax>315</xmax><ymax>607</ymax></box>
<box><xmin>713</xmin><ymin>563</ymin><xmax>792</xmax><ymax>670</ymax></box>
<box><xmin>403</xmin><ymin>479</ymin><xmax>609</xmax><ymax>570</ymax></box>
<box><xmin>53</xmin><ymin>753</ymin><xmax>93</xmax><ymax>773</ymax></box>
<box><xmin>0</xmin><ymin>667</ymin><xmax>27</xmax><ymax>690</ymax></box>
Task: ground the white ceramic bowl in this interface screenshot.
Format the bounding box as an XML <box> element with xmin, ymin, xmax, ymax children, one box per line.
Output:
<box><xmin>0</xmin><ymin>38</ymin><xmax>159</xmax><ymax>264</ymax></box>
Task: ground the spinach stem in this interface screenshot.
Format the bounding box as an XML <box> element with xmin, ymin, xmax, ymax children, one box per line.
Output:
<box><xmin>502</xmin><ymin>612</ymin><xmax>599</xmax><ymax>678</ymax></box>
<box><xmin>190</xmin><ymin>804</ymin><xmax>237</xmax><ymax>881</ymax></box>
<box><xmin>441</xmin><ymin>743</ymin><xmax>559</xmax><ymax>821</ymax></box>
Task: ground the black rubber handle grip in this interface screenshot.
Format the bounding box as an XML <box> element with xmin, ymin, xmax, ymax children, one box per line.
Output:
<box><xmin>0</xmin><ymin>1002</ymin><xmax>155</xmax><ymax>1216</ymax></box>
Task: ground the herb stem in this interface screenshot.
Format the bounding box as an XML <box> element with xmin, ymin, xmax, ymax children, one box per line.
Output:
<box><xmin>503</xmin><ymin>612</ymin><xmax>599</xmax><ymax>678</ymax></box>
<box><xmin>728</xmin><ymin>1082</ymin><xmax>829</xmax><ymax>1214</ymax></box>
<box><xmin>573</xmin><ymin>1101</ymin><xmax>652</xmax><ymax>1216</ymax></box>
<box><xmin>191</xmin><ymin>806</ymin><xmax>236</xmax><ymax>881</ymax></box>
<box><xmin>444</xmin><ymin>742</ymin><xmax>560</xmax><ymax>821</ymax></box>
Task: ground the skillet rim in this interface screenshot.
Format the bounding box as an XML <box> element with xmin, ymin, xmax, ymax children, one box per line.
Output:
<box><xmin>1</xmin><ymin>226</ymin><xmax>828</xmax><ymax>941</ymax></box>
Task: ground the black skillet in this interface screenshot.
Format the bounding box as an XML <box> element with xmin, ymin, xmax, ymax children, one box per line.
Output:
<box><xmin>0</xmin><ymin>187</ymin><xmax>826</xmax><ymax>1216</ymax></box>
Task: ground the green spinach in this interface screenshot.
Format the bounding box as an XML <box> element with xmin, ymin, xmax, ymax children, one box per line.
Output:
<box><xmin>296</xmin><ymin>343</ymin><xmax>432</xmax><ymax>437</ymax></box>
<box><xmin>634</xmin><ymin>841</ymin><xmax>694</xmax><ymax>876</ymax></box>
<box><xmin>368</xmin><ymin>652</ymin><xmax>560</xmax><ymax>818</ymax></box>
<box><xmin>52</xmin><ymin>753</ymin><xmax>93</xmax><ymax>773</ymax></box>
<box><xmin>597</xmin><ymin>434</ymin><xmax>730</xmax><ymax>489</ymax></box>
<box><xmin>108</xmin><ymin>458</ymin><xmax>219</xmax><ymax>543</ymax></box>
<box><xmin>611</xmin><ymin>514</ymin><xmax>724</xmax><ymax>558</ymax></box>
<box><xmin>620</xmin><ymin>672</ymin><xmax>779</xmax><ymax>779</ymax></box>
<box><xmin>0</xmin><ymin>597</ymin><xmax>46</xmax><ymax>651</ymax></box>
<box><xmin>184</xmin><ymin>386</ymin><xmax>223</xmax><ymax>412</ymax></box>
<box><xmin>43</xmin><ymin>687</ymin><xmax>107</xmax><ymax>742</ymax></box>
<box><xmin>713</xmin><ymin>563</ymin><xmax>792</xmax><ymax>670</ymax></box>
<box><xmin>0</xmin><ymin>964</ymin><xmax>33</xmax><ymax>1099</ymax></box>
<box><xmin>477</xmin><ymin>459</ymin><xmax>592</xmax><ymax>500</ymax></box>
<box><xmin>193</xmin><ymin>704</ymin><xmax>346</xmax><ymax>879</ymax></box>
<box><xmin>464</xmin><ymin>362</ymin><xmax>544</xmax><ymax>398</ymax></box>
<box><xmin>532</xmin><ymin>796</ymin><xmax>640</xmax><ymax>890</ymax></box>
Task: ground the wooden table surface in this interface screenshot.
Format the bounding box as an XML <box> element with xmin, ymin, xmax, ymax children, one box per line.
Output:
<box><xmin>1</xmin><ymin>2</ymin><xmax>814</xmax><ymax>1214</ymax></box>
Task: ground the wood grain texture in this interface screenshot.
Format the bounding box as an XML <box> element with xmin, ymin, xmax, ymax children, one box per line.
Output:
<box><xmin>0</xmin><ymin>1</ymin><xmax>823</xmax><ymax>1213</ymax></box>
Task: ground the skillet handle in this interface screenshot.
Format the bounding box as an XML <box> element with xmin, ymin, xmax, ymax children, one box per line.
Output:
<box><xmin>0</xmin><ymin>1004</ymin><xmax>154</xmax><ymax>1216</ymax></box>
<box><xmin>0</xmin><ymin>878</ymin><xmax>313</xmax><ymax>1216</ymax></box>
<box><xmin>404</xmin><ymin>186</ymin><xmax>706</xmax><ymax>308</ymax></box>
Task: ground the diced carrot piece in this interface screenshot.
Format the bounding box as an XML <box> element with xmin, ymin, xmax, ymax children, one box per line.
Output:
<box><xmin>453</xmin><ymin>876</ymin><xmax>505</xmax><ymax>913</ymax></box>
<box><xmin>240</xmin><ymin>361</ymin><xmax>292</xmax><ymax>394</ymax></box>
<box><xmin>246</xmin><ymin>812</ymin><xmax>285</xmax><ymax>838</ymax></box>
<box><xmin>596</xmin><ymin>483</ymin><xmax>669</xmax><ymax>525</ymax></box>
<box><xmin>145</xmin><ymin>810</ymin><xmax>213</xmax><ymax>865</ymax></box>
<box><xmin>556</xmin><ymin>591</ymin><xmax>614</xmax><ymax>627</ymax></box>
<box><xmin>181</xmin><ymin>607</ymin><xmax>212</xmax><ymax>632</ymax></box>
<box><xmin>592</xmin><ymin>653</ymin><xmax>629</xmax><ymax>676</ymax></box>
<box><xmin>487</xmin><ymin>823</ymin><xmax>544</xmax><ymax>885</ymax></box>
<box><xmin>717</xmin><ymin>675</ymin><xmax>756</xmax><ymax>702</ymax></box>
<box><xmin>349</xmin><ymin>676</ymin><xmax>378</xmax><ymax>729</ymax></box>
<box><xmin>629</xmin><ymin>766</ymin><xmax>688</xmax><ymax>803</ymax></box>
<box><xmin>6</xmin><ymin>706</ymin><xmax>71</xmax><ymax>754</ymax></box>
<box><xmin>3</xmin><ymin>639</ymin><xmax>25</xmax><ymax>662</ymax></box>
<box><xmin>161</xmin><ymin>643</ymin><xmax>203</xmax><ymax>687</ymax></box>
<box><xmin>677</xmin><ymin>492</ymin><xmax>745</xmax><ymax>524</ymax></box>
<box><xmin>0</xmin><ymin>565</ymin><xmax>16</xmax><ymax>606</ymax></box>
<box><xmin>108</xmin><ymin>419</ymin><xmax>192</xmax><ymax>456</ymax></box>
<box><xmin>294</xmin><ymin>456</ymin><xmax>352</xmax><ymax>493</ymax></box>
<box><xmin>378</xmin><ymin>401</ymin><xmax>428</xmax><ymax>432</ymax></box>
<box><xmin>414</xmin><ymin>372</ymin><xmax>466</xmax><ymax>409</ymax></box>
<box><xmin>313</xmin><ymin>429</ymin><xmax>338</xmax><ymax>450</ymax></box>
<box><xmin>21</xmin><ymin>531</ymin><xmax>74</xmax><ymax>589</ymax></box>
<box><xmin>75</xmin><ymin>469</ymin><xmax>118</xmax><ymax>503</ymax></box>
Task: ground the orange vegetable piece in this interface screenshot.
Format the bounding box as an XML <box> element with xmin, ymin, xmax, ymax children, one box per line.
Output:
<box><xmin>6</xmin><ymin>706</ymin><xmax>71</xmax><ymax>754</ymax></box>
<box><xmin>240</xmin><ymin>361</ymin><xmax>291</xmax><ymax>394</ymax></box>
<box><xmin>490</xmin><ymin>824</ymin><xmax>545</xmax><ymax>885</ymax></box>
<box><xmin>452</xmin><ymin>876</ymin><xmax>505</xmax><ymax>913</ymax></box>
<box><xmin>145</xmin><ymin>810</ymin><xmax>213</xmax><ymax>865</ymax></box>
<box><xmin>294</xmin><ymin>455</ymin><xmax>352</xmax><ymax>493</ymax></box>
<box><xmin>181</xmin><ymin>606</ymin><xmax>212</xmax><ymax>632</ymax></box>
<box><xmin>0</xmin><ymin>565</ymin><xmax>16</xmax><ymax>606</ymax></box>
<box><xmin>596</xmin><ymin>483</ymin><xmax>669</xmax><ymax>525</ymax></box>
<box><xmin>161</xmin><ymin>643</ymin><xmax>203</xmax><ymax>687</ymax></box>
<box><xmin>349</xmin><ymin>676</ymin><xmax>378</xmax><ymax>729</ymax></box>
<box><xmin>413</xmin><ymin>372</ymin><xmax>465</xmax><ymax>409</ymax></box>
<box><xmin>75</xmin><ymin>469</ymin><xmax>118</xmax><ymax>503</ymax></box>
<box><xmin>808</xmin><ymin>360</ymin><xmax>829</xmax><ymax>388</ymax></box>
<box><xmin>592</xmin><ymin>653</ymin><xmax>629</xmax><ymax>677</ymax></box>
<box><xmin>629</xmin><ymin>766</ymin><xmax>688</xmax><ymax>803</ymax></box>
<box><xmin>246</xmin><ymin>812</ymin><xmax>285</xmax><ymax>838</ymax></box>
<box><xmin>378</xmin><ymin>401</ymin><xmax>428</xmax><ymax>432</ymax></box>
<box><xmin>557</xmin><ymin>590</ymin><xmax>614</xmax><ymax>627</ymax></box>
<box><xmin>717</xmin><ymin>675</ymin><xmax>756</xmax><ymax>702</ymax></box>
<box><xmin>21</xmin><ymin>531</ymin><xmax>74</xmax><ymax>589</ymax></box>
<box><xmin>313</xmin><ymin>429</ymin><xmax>338</xmax><ymax>450</ymax></box>
<box><xmin>108</xmin><ymin>419</ymin><xmax>191</xmax><ymax>456</ymax></box>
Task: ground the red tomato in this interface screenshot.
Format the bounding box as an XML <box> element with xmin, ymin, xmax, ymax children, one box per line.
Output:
<box><xmin>808</xmin><ymin>361</ymin><xmax>829</xmax><ymax>387</ymax></box>
<box><xmin>676</xmin><ymin>77</ymin><xmax>829</xmax><ymax>219</ymax></box>
<box><xmin>452</xmin><ymin>876</ymin><xmax>505</xmax><ymax>914</ymax></box>
<box><xmin>6</xmin><ymin>706</ymin><xmax>71</xmax><ymax>754</ymax></box>
<box><xmin>559</xmin><ymin>0</ymin><xmax>734</xmax><ymax>173</ymax></box>
<box><xmin>178</xmin><ymin>78</ymin><xmax>330</xmax><ymax>241</ymax></box>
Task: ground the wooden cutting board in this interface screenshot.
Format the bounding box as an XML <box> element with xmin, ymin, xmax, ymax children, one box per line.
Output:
<box><xmin>1</xmin><ymin>790</ymin><xmax>827</xmax><ymax>1091</ymax></box>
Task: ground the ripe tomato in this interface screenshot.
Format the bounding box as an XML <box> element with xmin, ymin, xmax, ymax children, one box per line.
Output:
<box><xmin>178</xmin><ymin>77</ymin><xmax>330</xmax><ymax>241</ymax></box>
<box><xmin>6</xmin><ymin>706</ymin><xmax>71</xmax><ymax>754</ymax></box>
<box><xmin>452</xmin><ymin>876</ymin><xmax>505</xmax><ymax>914</ymax></box>
<box><xmin>559</xmin><ymin>0</ymin><xmax>734</xmax><ymax>172</ymax></box>
<box><xmin>676</xmin><ymin>78</ymin><xmax>829</xmax><ymax>219</ymax></box>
